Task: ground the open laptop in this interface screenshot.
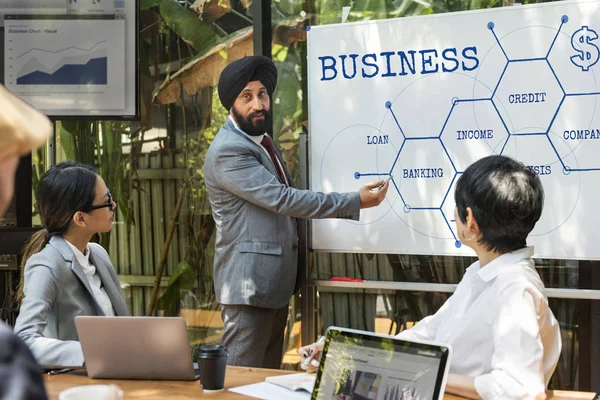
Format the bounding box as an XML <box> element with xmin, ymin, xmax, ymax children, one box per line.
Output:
<box><xmin>75</xmin><ymin>316</ymin><xmax>197</xmax><ymax>381</ymax></box>
<box><xmin>312</xmin><ymin>327</ymin><xmax>452</xmax><ymax>400</ymax></box>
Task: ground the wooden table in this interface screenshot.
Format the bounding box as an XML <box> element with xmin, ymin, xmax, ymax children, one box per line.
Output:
<box><xmin>46</xmin><ymin>367</ymin><xmax>302</xmax><ymax>400</ymax></box>
<box><xmin>44</xmin><ymin>366</ymin><xmax>596</xmax><ymax>400</ymax></box>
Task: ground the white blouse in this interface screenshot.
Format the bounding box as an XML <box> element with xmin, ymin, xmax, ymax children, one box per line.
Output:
<box><xmin>396</xmin><ymin>247</ymin><xmax>561</xmax><ymax>400</ymax></box>
<box><xmin>65</xmin><ymin>240</ymin><xmax>115</xmax><ymax>317</ymax></box>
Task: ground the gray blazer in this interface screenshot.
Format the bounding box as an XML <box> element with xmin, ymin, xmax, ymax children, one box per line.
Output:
<box><xmin>14</xmin><ymin>236</ymin><xmax>128</xmax><ymax>367</ymax></box>
<box><xmin>204</xmin><ymin>119</ymin><xmax>360</xmax><ymax>309</ymax></box>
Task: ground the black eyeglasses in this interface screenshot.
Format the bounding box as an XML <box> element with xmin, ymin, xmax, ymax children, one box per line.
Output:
<box><xmin>85</xmin><ymin>190</ymin><xmax>114</xmax><ymax>212</ymax></box>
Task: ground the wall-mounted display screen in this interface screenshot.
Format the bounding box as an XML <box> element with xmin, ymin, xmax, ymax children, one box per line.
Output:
<box><xmin>1</xmin><ymin>0</ymin><xmax>138</xmax><ymax>119</ymax></box>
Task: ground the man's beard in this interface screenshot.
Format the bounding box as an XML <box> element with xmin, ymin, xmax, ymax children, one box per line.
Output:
<box><xmin>231</xmin><ymin>106</ymin><xmax>271</xmax><ymax>137</ymax></box>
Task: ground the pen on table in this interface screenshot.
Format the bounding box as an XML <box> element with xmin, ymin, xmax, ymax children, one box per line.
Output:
<box><xmin>301</xmin><ymin>336</ymin><xmax>326</xmax><ymax>370</ymax></box>
<box><xmin>48</xmin><ymin>368</ymin><xmax>73</xmax><ymax>375</ymax></box>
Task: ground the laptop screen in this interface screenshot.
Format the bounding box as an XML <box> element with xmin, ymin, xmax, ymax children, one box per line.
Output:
<box><xmin>312</xmin><ymin>327</ymin><xmax>451</xmax><ymax>400</ymax></box>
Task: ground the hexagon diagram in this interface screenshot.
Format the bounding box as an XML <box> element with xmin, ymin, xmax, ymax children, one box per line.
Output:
<box><xmin>351</xmin><ymin>14</ymin><xmax>588</xmax><ymax>247</ymax></box>
<box><xmin>440</xmin><ymin>99</ymin><xmax>510</xmax><ymax>172</ymax></box>
<box><xmin>493</xmin><ymin>60</ymin><xmax>564</xmax><ymax>135</ymax></box>
<box><xmin>547</xmin><ymin>94</ymin><xmax>600</xmax><ymax>172</ymax></box>
<box><xmin>389</xmin><ymin>139</ymin><xmax>455</xmax><ymax>210</ymax></box>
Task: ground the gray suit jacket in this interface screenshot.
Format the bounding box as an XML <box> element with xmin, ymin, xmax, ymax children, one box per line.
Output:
<box><xmin>204</xmin><ymin>119</ymin><xmax>360</xmax><ymax>308</ymax></box>
<box><xmin>14</xmin><ymin>236</ymin><xmax>128</xmax><ymax>367</ymax></box>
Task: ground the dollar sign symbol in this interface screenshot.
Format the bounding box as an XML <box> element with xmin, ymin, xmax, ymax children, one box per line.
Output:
<box><xmin>571</xmin><ymin>26</ymin><xmax>600</xmax><ymax>72</ymax></box>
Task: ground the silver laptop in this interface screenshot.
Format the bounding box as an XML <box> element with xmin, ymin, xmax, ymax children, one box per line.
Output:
<box><xmin>312</xmin><ymin>327</ymin><xmax>452</xmax><ymax>400</ymax></box>
<box><xmin>75</xmin><ymin>316</ymin><xmax>197</xmax><ymax>380</ymax></box>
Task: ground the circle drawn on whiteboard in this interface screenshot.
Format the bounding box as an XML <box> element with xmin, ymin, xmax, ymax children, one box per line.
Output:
<box><xmin>319</xmin><ymin>124</ymin><xmax>399</xmax><ymax>225</ymax></box>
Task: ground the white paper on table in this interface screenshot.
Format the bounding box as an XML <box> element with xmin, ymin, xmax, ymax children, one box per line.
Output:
<box><xmin>228</xmin><ymin>382</ymin><xmax>312</xmax><ymax>400</ymax></box>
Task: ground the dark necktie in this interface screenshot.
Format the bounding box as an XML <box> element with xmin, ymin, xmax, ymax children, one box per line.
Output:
<box><xmin>260</xmin><ymin>135</ymin><xmax>288</xmax><ymax>186</ymax></box>
<box><xmin>261</xmin><ymin>134</ymin><xmax>302</xmax><ymax>289</ymax></box>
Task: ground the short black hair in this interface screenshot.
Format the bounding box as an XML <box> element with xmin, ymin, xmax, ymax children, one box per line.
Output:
<box><xmin>454</xmin><ymin>155</ymin><xmax>544</xmax><ymax>254</ymax></box>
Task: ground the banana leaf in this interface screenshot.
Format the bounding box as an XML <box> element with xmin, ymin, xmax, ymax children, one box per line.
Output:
<box><xmin>140</xmin><ymin>0</ymin><xmax>163</xmax><ymax>10</ymax></box>
<box><xmin>318</xmin><ymin>0</ymin><xmax>387</xmax><ymax>24</ymax></box>
<box><xmin>272</xmin><ymin>46</ymin><xmax>302</xmax><ymax>139</ymax></box>
<box><xmin>57</xmin><ymin>122</ymin><xmax>76</xmax><ymax>161</ymax></box>
<box><xmin>196</xmin><ymin>0</ymin><xmax>232</xmax><ymax>24</ymax></box>
<box><xmin>159</xmin><ymin>0</ymin><xmax>220</xmax><ymax>52</ymax></box>
<box><xmin>153</xmin><ymin>26</ymin><xmax>253</xmax><ymax>104</ymax></box>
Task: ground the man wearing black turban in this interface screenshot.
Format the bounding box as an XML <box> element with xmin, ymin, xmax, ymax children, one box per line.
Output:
<box><xmin>217</xmin><ymin>55</ymin><xmax>277</xmax><ymax>114</ymax></box>
<box><xmin>204</xmin><ymin>55</ymin><xmax>389</xmax><ymax>368</ymax></box>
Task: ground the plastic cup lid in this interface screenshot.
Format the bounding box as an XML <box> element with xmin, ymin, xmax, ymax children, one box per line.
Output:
<box><xmin>198</xmin><ymin>344</ymin><xmax>228</xmax><ymax>357</ymax></box>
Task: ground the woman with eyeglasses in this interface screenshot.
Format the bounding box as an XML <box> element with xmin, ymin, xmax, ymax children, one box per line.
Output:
<box><xmin>14</xmin><ymin>161</ymin><xmax>128</xmax><ymax>367</ymax></box>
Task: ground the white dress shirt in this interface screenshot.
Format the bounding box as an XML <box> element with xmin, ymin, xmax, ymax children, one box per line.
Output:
<box><xmin>228</xmin><ymin>115</ymin><xmax>289</xmax><ymax>186</ymax></box>
<box><xmin>65</xmin><ymin>240</ymin><xmax>115</xmax><ymax>317</ymax></box>
<box><xmin>396</xmin><ymin>247</ymin><xmax>561</xmax><ymax>400</ymax></box>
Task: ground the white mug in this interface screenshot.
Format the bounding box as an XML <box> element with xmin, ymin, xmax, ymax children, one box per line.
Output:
<box><xmin>58</xmin><ymin>384</ymin><xmax>123</xmax><ymax>400</ymax></box>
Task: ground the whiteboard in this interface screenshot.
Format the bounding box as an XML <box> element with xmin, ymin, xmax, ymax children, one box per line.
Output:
<box><xmin>307</xmin><ymin>0</ymin><xmax>600</xmax><ymax>259</ymax></box>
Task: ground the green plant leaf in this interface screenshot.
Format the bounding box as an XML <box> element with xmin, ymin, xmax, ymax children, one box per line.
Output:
<box><xmin>139</xmin><ymin>28</ymin><xmax>155</xmax><ymax>129</ymax></box>
<box><xmin>58</xmin><ymin>122</ymin><xmax>76</xmax><ymax>160</ymax></box>
<box><xmin>272</xmin><ymin>47</ymin><xmax>302</xmax><ymax>139</ymax></box>
<box><xmin>159</xmin><ymin>0</ymin><xmax>219</xmax><ymax>52</ymax></box>
<box><xmin>141</xmin><ymin>0</ymin><xmax>163</xmax><ymax>10</ymax></box>
<box><xmin>153</xmin><ymin>26</ymin><xmax>252</xmax><ymax>104</ymax></box>
<box><xmin>351</xmin><ymin>0</ymin><xmax>388</xmax><ymax>20</ymax></box>
<box><xmin>157</xmin><ymin>261</ymin><xmax>196</xmax><ymax>310</ymax></box>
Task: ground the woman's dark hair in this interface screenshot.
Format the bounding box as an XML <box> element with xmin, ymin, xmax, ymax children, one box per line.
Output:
<box><xmin>17</xmin><ymin>161</ymin><xmax>98</xmax><ymax>303</ymax></box>
<box><xmin>454</xmin><ymin>155</ymin><xmax>544</xmax><ymax>254</ymax></box>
